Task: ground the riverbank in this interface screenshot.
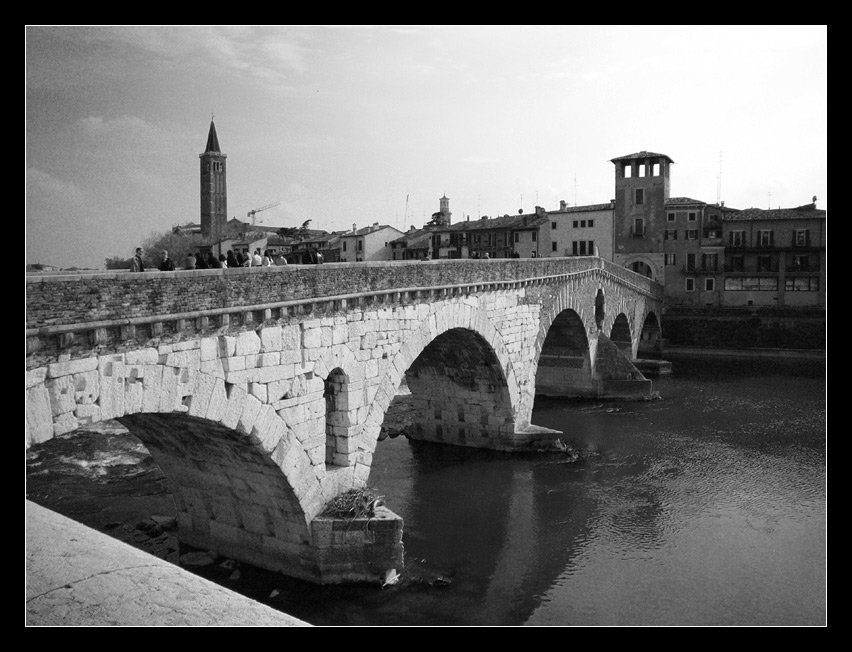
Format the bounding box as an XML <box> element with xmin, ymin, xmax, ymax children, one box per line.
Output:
<box><xmin>661</xmin><ymin>345</ymin><xmax>825</xmax><ymax>360</ymax></box>
<box><xmin>26</xmin><ymin>500</ymin><xmax>311</xmax><ymax>626</ymax></box>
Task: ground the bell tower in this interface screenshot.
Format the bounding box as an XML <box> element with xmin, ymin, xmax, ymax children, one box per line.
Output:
<box><xmin>199</xmin><ymin>119</ymin><xmax>227</xmax><ymax>238</ymax></box>
<box><xmin>610</xmin><ymin>151</ymin><xmax>673</xmax><ymax>279</ymax></box>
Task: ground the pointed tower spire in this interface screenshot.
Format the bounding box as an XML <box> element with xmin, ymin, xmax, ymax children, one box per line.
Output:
<box><xmin>205</xmin><ymin>119</ymin><xmax>221</xmax><ymax>154</ymax></box>
<box><xmin>200</xmin><ymin>120</ymin><xmax>227</xmax><ymax>238</ymax></box>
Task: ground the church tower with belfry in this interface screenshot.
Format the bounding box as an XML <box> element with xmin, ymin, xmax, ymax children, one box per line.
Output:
<box><xmin>199</xmin><ymin>119</ymin><xmax>227</xmax><ymax>238</ymax></box>
<box><xmin>430</xmin><ymin>194</ymin><xmax>452</xmax><ymax>226</ymax></box>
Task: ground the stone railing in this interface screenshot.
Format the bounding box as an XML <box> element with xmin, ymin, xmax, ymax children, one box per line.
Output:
<box><xmin>26</xmin><ymin>258</ymin><xmax>662</xmax><ymax>364</ymax></box>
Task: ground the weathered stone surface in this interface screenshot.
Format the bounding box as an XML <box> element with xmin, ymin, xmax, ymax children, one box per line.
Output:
<box><xmin>25</xmin><ymin>259</ymin><xmax>661</xmax><ymax>584</ymax></box>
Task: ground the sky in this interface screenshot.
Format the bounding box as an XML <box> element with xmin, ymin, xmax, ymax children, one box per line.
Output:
<box><xmin>26</xmin><ymin>25</ymin><xmax>827</xmax><ymax>270</ymax></box>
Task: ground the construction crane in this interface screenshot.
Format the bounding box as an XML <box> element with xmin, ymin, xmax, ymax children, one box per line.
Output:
<box><xmin>247</xmin><ymin>201</ymin><xmax>281</xmax><ymax>225</ymax></box>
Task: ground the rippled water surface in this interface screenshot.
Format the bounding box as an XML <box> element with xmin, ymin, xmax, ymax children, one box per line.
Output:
<box><xmin>27</xmin><ymin>354</ymin><xmax>826</xmax><ymax>626</ymax></box>
<box><xmin>360</xmin><ymin>355</ymin><xmax>826</xmax><ymax>626</ymax></box>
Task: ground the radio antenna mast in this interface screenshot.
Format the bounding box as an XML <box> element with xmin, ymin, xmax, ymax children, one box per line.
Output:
<box><xmin>716</xmin><ymin>151</ymin><xmax>722</xmax><ymax>204</ymax></box>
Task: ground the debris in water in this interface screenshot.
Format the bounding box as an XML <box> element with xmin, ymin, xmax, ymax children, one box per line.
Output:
<box><xmin>382</xmin><ymin>568</ymin><xmax>400</xmax><ymax>588</ymax></box>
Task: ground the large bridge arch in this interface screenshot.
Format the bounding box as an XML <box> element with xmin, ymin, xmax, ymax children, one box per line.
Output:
<box><xmin>354</xmin><ymin>301</ymin><xmax>523</xmax><ymax>472</ymax></box>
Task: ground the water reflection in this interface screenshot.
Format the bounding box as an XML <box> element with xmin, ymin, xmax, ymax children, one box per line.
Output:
<box><xmin>366</xmin><ymin>356</ymin><xmax>825</xmax><ymax>626</ymax></box>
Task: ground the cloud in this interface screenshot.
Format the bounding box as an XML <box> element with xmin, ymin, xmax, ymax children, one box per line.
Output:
<box><xmin>26</xmin><ymin>167</ymin><xmax>85</xmax><ymax>207</ymax></box>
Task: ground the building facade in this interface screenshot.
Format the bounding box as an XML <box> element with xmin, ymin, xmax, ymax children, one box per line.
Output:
<box><xmin>720</xmin><ymin>203</ymin><xmax>825</xmax><ymax>308</ymax></box>
<box><xmin>339</xmin><ymin>224</ymin><xmax>404</xmax><ymax>262</ymax></box>
<box><xmin>544</xmin><ymin>201</ymin><xmax>614</xmax><ymax>260</ymax></box>
<box><xmin>199</xmin><ymin>120</ymin><xmax>228</xmax><ymax>238</ymax></box>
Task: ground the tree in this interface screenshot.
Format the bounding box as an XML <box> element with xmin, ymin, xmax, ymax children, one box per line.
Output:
<box><xmin>141</xmin><ymin>229</ymin><xmax>207</xmax><ymax>268</ymax></box>
<box><xmin>105</xmin><ymin>256</ymin><xmax>132</xmax><ymax>270</ymax></box>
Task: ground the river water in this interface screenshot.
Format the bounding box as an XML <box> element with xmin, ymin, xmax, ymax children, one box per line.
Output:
<box><xmin>26</xmin><ymin>354</ymin><xmax>826</xmax><ymax>626</ymax></box>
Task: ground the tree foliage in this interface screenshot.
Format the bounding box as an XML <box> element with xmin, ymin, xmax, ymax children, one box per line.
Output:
<box><xmin>104</xmin><ymin>256</ymin><xmax>132</xmax><ymax>270</ymax></box>
<box><xmin>141</xmin><ymin>230</ymin><xmax>209</xmax><ymax>268</ymax></box>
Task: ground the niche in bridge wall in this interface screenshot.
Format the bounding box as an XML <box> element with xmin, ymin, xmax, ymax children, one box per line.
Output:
<box><xmin>324</xmin><ymin>368</ymin><xmax>356</xmax><ymax>467</ymax></box>
<box><xmin>595</xmin><ymin>289</ymin><xmax>605</xmax><ymax>330</ymax></box>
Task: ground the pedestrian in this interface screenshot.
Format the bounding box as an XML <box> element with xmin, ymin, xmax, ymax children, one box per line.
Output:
<box><xmin>482</xmin><ymin>252</ymin><xmax>490</xmax><ymax>260</ymax></box>
<box><xmin>131</xmin><ymin>247</ymin><xmax>145</xmax><ymax>272</ymax></box>
<box><xmin>226</xmin><ymin>250</ymin><xmax>239</xmax><ymax>269</ymax></box>
<box><xmin>235</xmin><ymin>250</ymin><xmax>245</xmax><ymax>267</ymax></box>
<box><xmin>274</xmin><ymin>251</ymin><xmax>288</xmax><ymax>265</ymax></box>
<box><xmin>252</xmin><ymin>248</ymin><xmax>263</xmax><ymax>266</ymax></box>
<box><xmin>207</xmin><ymin>252</ymin><xmax>222</xmax><ymax>269</ymax></box>
<box><xmin>262</xmin><ymin>250</ymin><xmax>274</xmax><ymax>266</ymax></box>
<box><xmin>183</xmin><ymin>251</ymin><xmax>196</xmax><ymax>270</ymax></box>
<box><xmin>157</xmin><ymin>250</ymin><xmax>175</xmax><ymax>271</ymax></box>
<box><xmin>313</xmin><ymin>248</ymin><xmax>324</xmax><ymax>264</ymax></box>
<box><xmin>195</xmin><ymin>251</ymin><xmax>208</xmax><ymax>269</ymax></box>
<box><xmin>219</xmin><ymin>253</ymin><xmax>228</xmax><ymax>268</ymax></box>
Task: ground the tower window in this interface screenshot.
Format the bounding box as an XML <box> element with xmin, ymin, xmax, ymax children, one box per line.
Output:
<box><xmin>624</xmin><ymin>163</ymin><xmax>633</xmax><ymax>178</ymax></box>
<box><xmin>635</xmin><ymin>189</ymin><xmax>644</xmax><ymax>205</ymax></box>
<box><xmin>651</xmin><ymin>162</ymin><xmax>660</xmax><ymax>176</ymax></box>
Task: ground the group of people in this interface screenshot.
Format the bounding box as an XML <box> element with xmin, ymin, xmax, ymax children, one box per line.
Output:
<box><xmin>131</xmin><ymin>246</ymin><xmax>324</xmax><ymax>272</ymax></box>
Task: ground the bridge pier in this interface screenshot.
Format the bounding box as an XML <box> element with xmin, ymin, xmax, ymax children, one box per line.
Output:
<box><xmin>537</xmin><ymin>332</ymin><xmax>654</xmax><ymax>400</ymax></box>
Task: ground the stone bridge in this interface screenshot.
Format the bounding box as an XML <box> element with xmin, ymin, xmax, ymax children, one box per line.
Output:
<box><xmin>26</xmin><ymin>258</ymin><xmax>663</xmax><ymax>584</ymax></box>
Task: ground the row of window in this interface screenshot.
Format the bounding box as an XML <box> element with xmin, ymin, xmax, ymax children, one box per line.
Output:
<box><xmin>624</xmin><ymin>162</ymin><xmax>661</xmax><ymax>178</ymax></box>
<box><xmin>664</xmin><ymin>229</ymin><xmax>699</xmax><ymax>240</ymax></box>
<box><xmin>729</xmin><ymin>229</ymin><xmax>812</xmax><ymax>247</ymax></box>
<box><xmin>683</xmin><ymin>276</ymin><xmax>820</xmax><ymax>292</ymax></box>
<box><xmin>667</xmin><ymin>211</ymin><xmax>698</xmax><ymax>222</ymax></box>
<box><xmin>550</xmin><ymin>219</ymin><xmax>595</xmax><ymax>229</ymax></box>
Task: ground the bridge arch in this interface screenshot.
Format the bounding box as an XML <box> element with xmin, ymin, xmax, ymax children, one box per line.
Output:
<box><xmin>624</xmin><ymin>256</ymin><xmax>658</xmax><ymax>281</ymax></box>
<box><xmin>354</xmin><ymin>301</ymin><xmax>521</xmax><ymax>476</ymax></box>
<box><xmin>610</xmin><ymin>313</ymin><xmax>634</xmax><ymax>354</ymax></box>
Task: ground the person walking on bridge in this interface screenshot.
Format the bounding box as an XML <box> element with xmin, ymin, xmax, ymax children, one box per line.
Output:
<box><xmin>131</xmin><ymin>248</ymin><xmax>144</xmax><ymax>272</ymax></box>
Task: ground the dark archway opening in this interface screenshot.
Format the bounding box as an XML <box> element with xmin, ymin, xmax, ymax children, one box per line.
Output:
<box><xmin>629</xmin><ymin>261</ymin><xmax>653</xmax><ymax>278</ymax></box>
<box><xmin>610</xmin><ymin>314</ymin><xmax>633</xmax><ymax>354</ymax></box>
<box><xmin>536</xmin><ymin>309</ymin><xmax>593</xmax><ymax>397</ymax></box>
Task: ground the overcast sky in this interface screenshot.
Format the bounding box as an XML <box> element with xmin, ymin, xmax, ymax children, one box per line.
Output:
<box><xmin>26</xmin><ymin>25</ymin><xmax>827</xmax><ymax>269</ymax></box>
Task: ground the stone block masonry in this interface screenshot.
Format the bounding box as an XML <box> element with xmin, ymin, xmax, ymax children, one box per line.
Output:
<box><xmin>26</xmin><ymin>259</ymin><xmax>662</xmax><ymax>583</ymax></box>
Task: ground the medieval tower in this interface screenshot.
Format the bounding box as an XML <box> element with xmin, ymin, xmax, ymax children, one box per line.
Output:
<box><xmin>199</xmin><ymin>120</ymin><xmax>227</xmax><ymax>238</ymax></box>
<box><xmin>611</xmin><ymin>151</ymin><xmax>673</xmax><ymax>281</ymax></box>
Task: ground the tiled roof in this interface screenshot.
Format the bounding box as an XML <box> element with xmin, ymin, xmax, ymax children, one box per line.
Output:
<box><xmin>610</xmin><ymin>151</ymin><xmax>674</xmax><ymax>164</ymax></box>
<box><xmin>446</xmin><ymin>212</ymin><xmax>550</xmax><ymax>232</ymax></box>
<box><xmin>723</xmin><ymin>203</ymin><xmax>826</xmax><ymax>221</ymax></box>
<box><xmin>665</xmin><ymin>197</ymin><xmax>707</xmax><ymax>206</ymax></box>
<box><xmin>391</xmin><ymin>228</ymin><xmax>431</xmax><ymax>247</ymax></box>
<box><xmin>554</xmin><ymin>203</ymin><xmax>613</xmax><ymax>213</ymax></box>
<box><xmin>343</xmin><ymin>224</ymin><xmax>397</xmax><ymax>237</ymax></box>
